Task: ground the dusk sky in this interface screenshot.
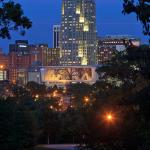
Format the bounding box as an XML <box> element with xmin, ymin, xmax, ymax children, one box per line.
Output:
<box><xmin>0</xmin><ymin>0</ymin><xmax>149</xmax><ymax>53</ymax></box>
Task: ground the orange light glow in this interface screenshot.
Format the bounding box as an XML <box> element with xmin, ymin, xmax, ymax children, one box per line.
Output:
<box><xmin>107</xmin><ymin>114</ymin><xmax>113</xmax><ymax>121</ymax></box>
<box><xmin>0</xmin><ymin>65</ymin><xmax>4</xmax><ymax>69</ymax></box>
<box><xmin>104</xmin><ymin>112</ymin><xmax>115</xmax><ymax>123</ymax></box>
<box><xmin>53</xmin><ymin>90</ymin><xmax>58</xmax><ymax>97</ymax></box>
<box><xmin>84</xmin><ymin>97</ymin><xmax>89</xmax><ymax>103</ymax></box>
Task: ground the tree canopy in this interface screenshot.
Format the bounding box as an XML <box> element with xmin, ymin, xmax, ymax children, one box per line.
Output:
<box><xmin>123</xmin><ymin>0</ymin><xmax>150</xmax><ymax>36</ymax></box>
<box><xmin>0</xmin><ymin>0</ymin><xmax>32</xmax><ymax>39</ymax></box>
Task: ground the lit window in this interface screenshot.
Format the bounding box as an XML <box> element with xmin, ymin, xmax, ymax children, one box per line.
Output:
<box><xmin>79</xmin><ymin>16</ymin><xmax>85</xmax><ymax>23</ymax></box>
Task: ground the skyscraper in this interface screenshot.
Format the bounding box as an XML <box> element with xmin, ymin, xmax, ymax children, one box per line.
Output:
<box><xmin>47</xmin><ymin>48</ymin><xmax>60</xmax><ymax>66</ymax></box>
<box><xmin>53</xmin><ymin>25</ymin><xmax>60</xmax><ymax>48</ymax></box>
<box><xmin>60</xmin><ymin>0</ymin><xmax>97</xmax><ymax>66</ymax></box>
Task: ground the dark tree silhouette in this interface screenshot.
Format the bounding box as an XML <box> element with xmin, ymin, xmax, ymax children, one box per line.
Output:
<box><xmin>0</xmin><ymin>0</ymin><xmax>32</xmax><ymax>39</ymax></box>
<box><xmin>123</xmin><ymin>0</ymin><xmax>150</xmax><ymax>36</ymax></box>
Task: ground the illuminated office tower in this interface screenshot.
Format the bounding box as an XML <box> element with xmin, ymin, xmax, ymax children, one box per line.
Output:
<box><xmin>60</xmin><ymin>0</ymin><xmax>97</xmax><ymax>66</ymax></box>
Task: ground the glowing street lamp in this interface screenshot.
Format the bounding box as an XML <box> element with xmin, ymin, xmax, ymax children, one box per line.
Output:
<box><xmin>106</xmin><ymin>114</ymin><xmax>113</xmax><ymax>121</ymax></box>
<box><xmin>84</xmin><ymin>97</ymin><xmax>90</xmax><ymax>104</ymax></box>
<box><xmin>104</xmin><ymin>112</ymin><xmax>116</xmax><ymax>124</ymax></box>
<box><xmin>0</xmin><ymin>65</ymin><xmax>4</xmax><ymax>69</ymax></box>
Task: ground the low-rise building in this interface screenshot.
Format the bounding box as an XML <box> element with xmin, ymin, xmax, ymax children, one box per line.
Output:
<box><xmin>96</xmin><ymin>36</ymin><xmax>140</xmax><ymax>64</ymax></box>
<box><xmin>27</xmin><ymin>66</ymin><xmax>99</xmax><ymax>87</ymax></box>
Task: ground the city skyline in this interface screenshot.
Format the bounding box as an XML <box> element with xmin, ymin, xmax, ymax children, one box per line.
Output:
<box><xmin>0</xmin><ymin>0</ymin><xmax>149</xmax><ymax>53</ymax></box>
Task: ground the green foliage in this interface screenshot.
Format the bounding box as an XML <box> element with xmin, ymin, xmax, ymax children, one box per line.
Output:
<box><xmin>66</xmin><ymin>83</ymin><xmax>93</xmax><ymax>108</ymax></box>
<box><xmin>87</xmin><ymin>45</ymin><xmax>150</xmax><ymax>150</ymax></box>
<box><xmin>1</xmin><ymin>45</ymin><xmax>150</xmax><ymax>149</ymax></box>
<box><xmin>12</xmin><ymin>84</ymin><xmax>30</xmax><ymax>99</ymax></box>
<box><xmin>26</xmin><ymin>81</ymin><xmax>47</xmax><ymax>98</ymax></box>
<box><xmin>122</xmin><ymin>0</ymin><xmax>150</xmax><ymax>36</ymax></box>
<box><xmin>0</xmin><ymin>0</ymin><xmax>32</xmax><ymax>38</ymax></box>
<box><xmin>0</xmin><ymin>99</ymin><xmax>37</xmax><ymax>150</ymax></box>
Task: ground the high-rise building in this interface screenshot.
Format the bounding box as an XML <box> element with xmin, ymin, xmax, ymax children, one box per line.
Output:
<box><xmin>96</xmin><ymin>36</ymin><xmax>140</xmax><ymax>64</ymax></box>
<box><xmin>47</xmin><ymin>48</ymin><xmax>60</xmax><ymax>66</ymax></box>
<box><xmin>60</xmin><ymin>0</ymin><xmax>97</xmax><ymax>66</ymax></box>
<box><xmin>53</xmin><ymin>25</ymin><xmax>60</xmax><ymax>48</ymax></box>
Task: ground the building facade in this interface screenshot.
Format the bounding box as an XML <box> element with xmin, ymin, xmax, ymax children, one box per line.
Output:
<box><xmin>47</xmin><ymin>48</ymin><xmax>60</xmax><ymax>66</ymax></box>
<box><xmin>29</xmin><ymin>44</ymin><xmax>48</xmax><ymax>66</ymax></box>
<box><xmin>0</xmin><ymin>49</ymin><xmax>9</xmax><ymax>81</ymax></box>
<box><xmin>27</xmin><ymin>66</ymin><xmax>98</xmax><ymax>87</ymax></box>
<box><xmin>53</xmin><ymin>25</ymin><xmax>60</xmax><ymax>48</ymax></box>
<box><xmin>96</xmin><ymin>36</ymin><xmax>140</xmax><ymax>64</ymax></box>
<box><xmin>8</xmin><ymin>41</ymin><xmax>48</xmax><ymax>84</ymax></box>
<box><xmin>60</xmin><ymin>0</ymin><xmax>97</xmax><ymax>66</ymax></box>
<box><xmin>0</xmin><ymin>49</ymin><xmax>9</xmax><ymax>69</ymax></box>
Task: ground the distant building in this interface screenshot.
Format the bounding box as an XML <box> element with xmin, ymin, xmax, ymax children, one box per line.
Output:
<box><xmin>29</xmin><ymin>44</ymin><xmax>48</xmax><ymax>66</ymax></box>
<box><xmin>53</xmin><ymin>25</ymin><xmax>60</xmax><ymax>48</ymax></box>
<box><xmin>9</xmin><ymin>40</ymin><xmax>30</xmax><ymax>84</ymax></box>
<box><xmin>0</xmin><ymin>66</ymin><xmax>8</xmax><ymax>81</ymax></box>
<box><xmin>9</xmin><ymin>40</ymin><xmax>29</xmax><ymax>54</ymax></box>
<box><xmin>47</xmin><ymin>48</ymin><xmax>60</xmax><ymax>66</ymax></box>
<box><xmin>96</xmin><ymin>36</ymin><xmax>140</xmax><ymax>64</ymax></box>
<box><xmin>28</xmin><ymin>61</ymin><xmax>42</xmax><ymax>84</ymax></box>
<box><xmin>60</xmin><ymin>0</ymin><xmax>97</xmax><ymax>66</ymax></box>
<box><xmin>8</xmin><ymin>41</ymin><xmax>48</xmax><ymax>84</ymax></box>
<box><xmin>9</xmin><ymin>51</ymin><xmax>30</xmax><ymax>84</ymax></box>
<box><xmin>0</xmin><ymin>48</ymin><xmax>9</xmax><ymax>68</ymax></box>
<box><xmin>0</xmin><ymin>49</ymin><xmax>9</xmax><ymax>81</ymax></box>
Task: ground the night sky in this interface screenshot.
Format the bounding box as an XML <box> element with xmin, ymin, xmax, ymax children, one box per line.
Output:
<box><xmin>0</xmin><ymin>0</ymin><xmax>149</xmax><ymax>53</ymax></box>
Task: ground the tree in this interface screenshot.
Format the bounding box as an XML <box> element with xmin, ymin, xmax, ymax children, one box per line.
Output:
<box><xmin>12</xmin><ymin>84</ymin><xmax>30</xmax><ymax>99</ymax></box>
<box><xmin>0</xmin><ymin>0</ymin><xmax>32</xmax><ymax>39</ymax></box>
<box><xmin>66</xmin><ymin>83</ymin><xmax>93</xmax><ymax>108</ymax></box>
<box><xmin>122</xmin><ymin>0</ymin><xmax>150</xmax><ymax>36</ymax></box>
<box><xmin>0</xmin><ymin>99</ymin><xmax>37</xmax><ymax>150</ymax></box>
<box><xmin>26</xmin><ymin>81</ymin><xmax>47</xmax><ymax>98</ymax></box>
<box><xmin>83</xmin><ymin>45</ymin><xmax>150</xmax><ymax>150</ymax></box>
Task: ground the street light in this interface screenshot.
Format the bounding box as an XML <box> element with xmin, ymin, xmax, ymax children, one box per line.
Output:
<box><xmin>0</xmin><ymin>65</ymin><xmax>4</xmax><ymax>69</ymax></box>
<box><xmin>104</xmin><ymin>112</ymin><xmax>115</xmax><ymax>123</ymax></box>
<box><xmin>106</xmin><ymin>114</ymin><xmax>113</xmax><ymax>121</ymax></box>
<box><xmin>84</xmin><ymin>96</ymin><xmax>89</xmax><ymax>104</ymax></box>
